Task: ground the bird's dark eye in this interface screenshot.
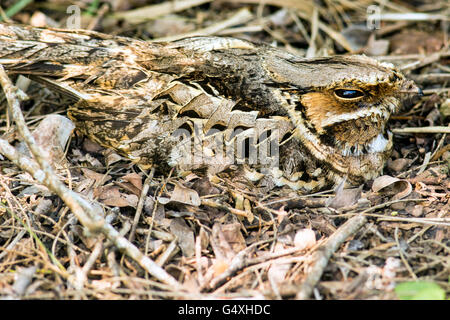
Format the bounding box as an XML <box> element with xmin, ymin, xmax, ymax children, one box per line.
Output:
<box><xmin>334</xmin><ymin>89</ymin><xmax>364</xmax><ymax>99</ymax></box>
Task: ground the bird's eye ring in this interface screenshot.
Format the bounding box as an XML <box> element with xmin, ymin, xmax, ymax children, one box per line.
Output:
<box><xmin>334</xmin><ymin>89</ymin><xmax>364</xmax><ymax>99</ymax></box>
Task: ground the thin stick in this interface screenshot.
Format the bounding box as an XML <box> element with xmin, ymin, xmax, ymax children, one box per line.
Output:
<box><xmin>296</xmin><ymin>215</ymin><xmax>367</xmax><ymax>299</ymax></box>
<box><xmin>392</xmin><ymin>126</ymin><xmax>450</xmax><ymax>134</ymax></box>
<box><xmin>72</xmin><ymin>238</ymin><xmax>104</xmax><ymax>290</ymax></box>
<box><xmin>152</xmin><ymin>8</ymin><xmax>253</xmax><ymax>42</ymax></box>
<box><xmin>129</xmin><ymin>168</ymin><xmax>155</xmax><ymax>243</ymax></box>
<box><xmin>394</xmin><ymin>227</ymin><xmax>417</xmax><ymax>280</ymax></box>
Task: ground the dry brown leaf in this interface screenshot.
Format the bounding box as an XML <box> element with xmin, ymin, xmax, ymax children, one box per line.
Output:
<box><xmin>72</xmin><ymin>149</ymin><xmax>103</xmax><ymax>167</ymax></box>
<box><xmin>103</xmin><ymin>194</ymin><xmax>138</xmax><ymax>208</ymax></box>
<box><xmin>390</xmin><ymin>30</ymin><xmax>444</xmax><ymax>54</ymax></box>
<box><xmin>340</xmin><ymin>25</ymin><xmax>371</xmax><ymax>51</ymax></box>
<box><xmin>144</xmin><ymin>197</ymin><xmax>165</xmax><ymax>221</ymax></box>
<box><xmin>96</xmin><ymin>185</ymin><xmax>138</xmax><ymax>207</ymax></box>
<box><xmin>387</xmin><ymin>158</ymin><xmax>413</xmax><ymax>172</ymax></box>
<box><xmin>158</xmin><ymin>184</ymin><xmax>201</xmax><ymax>206</ymax></box>
<box><xmin>115</xmin><ymin>181</ymin><xmax>141</xmax><ymax>197</ymax></box>
<box><xmin>169</xmin><ymin>218</ymin><xmax>195</xmax><ymax>257</ymax></box>
<box><xmin>210</xmin><ymin>223</ymin><xmax>246</xmax><ymax>264</ymax></box>
<box><xmin>327</xmin><ymin>186</ymin><xmax>362</xmax><ymax>209</ymax></box>
<box><xmin>440</xmin><ymin>98</ymin><xmax>450</xmax><ymax>118</ymax></box>
<box><xmin>372</xmin><ymin>175</ymin><xmax>412</xmax><ymax>200</ymax></box>
<box><xmin>121</xmin><ymin>173</ymin><xmax>143</xmax><ymax>192</ymax></box>
<box><xmin>192</xmin><ymin>177</ymin><xmax>221</xmax><ymax>196</ymax></box>
<box><xmin>103</xmin><ymin>149</ymin><xmax>123</xmax><ymax>166</ymax></box>
<box><xmin>81</xmin><ymin>168</ymin><xmax>111</xmax><ymax>186</ymax></box>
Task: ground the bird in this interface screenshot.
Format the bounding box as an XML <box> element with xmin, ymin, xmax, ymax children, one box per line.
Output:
<box><xmin>0</xmin><ymin>23</ymin><xmax>421</xmax><ymax>192</ymax></box>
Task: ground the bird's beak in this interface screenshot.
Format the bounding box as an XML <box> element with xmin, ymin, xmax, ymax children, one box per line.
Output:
<box><xmin>400</xmin><ymin>79</ymin><xmax>423</xmax><ymax>96</ymax></box>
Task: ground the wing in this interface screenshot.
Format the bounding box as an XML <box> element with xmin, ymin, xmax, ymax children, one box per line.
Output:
<box><xmin>0</xmin><ymin>23</ymin><xmax>294</xmax><ymax>173</ymax></box>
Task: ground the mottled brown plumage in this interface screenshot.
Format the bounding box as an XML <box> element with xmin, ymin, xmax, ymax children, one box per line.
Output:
<box><xmin>0</xmin><ymin>23</ymin><xmax>420</xmax><ymax>192</ymax></box>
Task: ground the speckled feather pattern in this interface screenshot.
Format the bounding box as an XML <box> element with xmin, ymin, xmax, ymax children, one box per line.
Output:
<box><xmin>0</xmin><ymin>23</ymin><xmax>419</xmax><ymax>192</ymax></box>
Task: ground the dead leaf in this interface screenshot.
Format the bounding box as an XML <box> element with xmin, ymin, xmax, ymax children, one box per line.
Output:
<box><xmin>192</xmin><ymin>177</ymin><xmax>221</xmax><ymax>196</ymax></box>
<box><xmin>387</xmin><ymin>158</ymin><xmax>413</xmax><ymax>172</ymax></box>
<box><xmin>18</xmin><ymin>114</ymin><xmax>74</xmax><ymax>166</ymax></box>
<box><xmin>169</xmin><ymin>218</ymin><xmax>195</xmax><ymax>257</ymax></box>
<box><xmin>212</xmin><ymin>259</ymin><xmax>229</xmax><ymax>278</ymax></box>
<box><xmin>145</xmin><ymin>16</ymin><xmax>196</xmax><ymax>38</ymax></box>
<box><xmin>103</xmin><ymin>149</ymin><xmax>123</xmax><ymax>166</ymax></box>
<box><xmin>81</xmin><ymin>168</ymin><xmax>111</xmax><ymax>186</ymax></box>
<box><xmin>95</xmin><ymin>185</ymin><xmax>138</xmax><ymax>207</ymax></box>
<box><xmin>115</xmin><ymin>181</ymin><xmax>141</xmax><ymax>197</ymax></box>
<box><xmin>144</xmin><ymin>197</ymin><xmax>165</xmax><ymax>221</ymax></box>
<box><xmin>406</xmin><ymin>204</ymin><xmax>424</xmax><ymax>217</ymax></box>
<box><xmin>158</xmin><ymin>184</ymin><xmax>201</xmax><ymax>206</ymax></box>
<box><xmin>440</xmin><ymin>98</ymin><xmax>450</xmax><ymax>118</ymax></box>
<box><xmin>390</xmin><ymin>30</ymin><xmax>444</xmax><ymax>54</ymax></box>
<box><xmin>210</xmin><ymin>223</ymin><xmax>246</xmax><ymax>263</ymax></box>
<box><xmin>72</xmin><ymin>149</ymin><xmax>103</xmax><ymax>167</ymax></box>
<box><xmin>372</xmin><ymin>175</ymin><xmax>412</xmax><ymax>200</ymax></box>
<box><xmin>18</xmin><ymin>185</ymin><xmax>51</xmax><ymax>197</ymax></box>
<box><xmin>121</xmin><ymin>173</ymin><xmax>143</xmax><ymax>192</ymax></box>
<box><xmin>327</xmin><ymin>186</ymin><xmax>362</xmax><ymax>209</ymax></box>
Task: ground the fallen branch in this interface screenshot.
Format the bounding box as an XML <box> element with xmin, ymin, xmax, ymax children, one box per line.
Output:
<box><xmin>0</xmin><ymin>65</ymin><xmax>182</xmax><ymax>290</ymax></box>
<box><xmin>296</xmin><ymin>215</ymin><xmax>367</xmax><ymax>299</ymax></box>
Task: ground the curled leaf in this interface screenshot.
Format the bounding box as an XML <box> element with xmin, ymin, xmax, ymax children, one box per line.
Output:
<box><xmin>372</xmin><ymin>175</ymin><xmax>412</xmax><ymax>200</ymax></box>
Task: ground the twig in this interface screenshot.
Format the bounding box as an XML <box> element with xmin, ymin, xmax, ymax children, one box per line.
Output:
<box><xmin>201</xmin><ymin>199</ymin><xmax>253</xmax><ymax>219</ymax></box>
<box><xmin>375</xmin><ymin>12</ymin><xmax>449</xmax><ymax>21</ymax></box>
<box><xmin>363</xmin><ymin>214</ymin><xmax>450</xmax><ymax>227</ymax></box>
<box><xmin>430</xmin><ymin>133</ymin><xmax>449</xmax><ymax>161</ymax></box>
<box><xmin>152</xmin><ymin>7</ymin><xmax>253</xmax><ymax>42</ymax></box>
<box><xmin>155</xmin><ymin>239</ymin><xmax>179</xmax><ymax>267</ymax></box>
<box><xmin>392</xmin><ymin>126</ymin><xmax>450</xmax><ymax>134</ymax></box>
<box><xmin>112</xmin><ymin>0</ymin><xmax>212</xmax><ymax>24</ymax></box>
<box><xmin>400</xmin><ymin>51</ymin><xmax>448</xmax><ymax>71</ymax></box>
<box><xmin>394</xmin><ymin>227</ymin><xmax>417</xmax><ymax>280</ymax></box>
<box><xmin>129</xmin><ymin>168</ymin><xmax>155</xmax><ymax>243</ymax></box>
<box><xmin>0</xmin><ymin>65</ymin><xmax>182</xmax><ymax>290</ymax></box>
<box><xmin>86</xmin><ymin>3</ymin><xmax>110</xmax><ymax>31</ymax></box>
<box><xmin>1</xmin><ymin>199</ymin><xmax>66</xmax><ymax>273</ymax></box>
<box><xmin>71</xmin><ymin>238</ymin><xmax>104</xmax><ymax>290</ymax></box>
<box><xmin>0</xmin><ymin>229</ymin><xmax>26</xmax><ymax>261</ymax></box>
<box><xmin>296</xmin><ymin>215</ymin><xmax>367</xmax><ymax>299</ymax></box>
<box><xmin>205</xmin><ymin>239</ymin><xmax>296</xmax><ymax>291</ymax></box>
